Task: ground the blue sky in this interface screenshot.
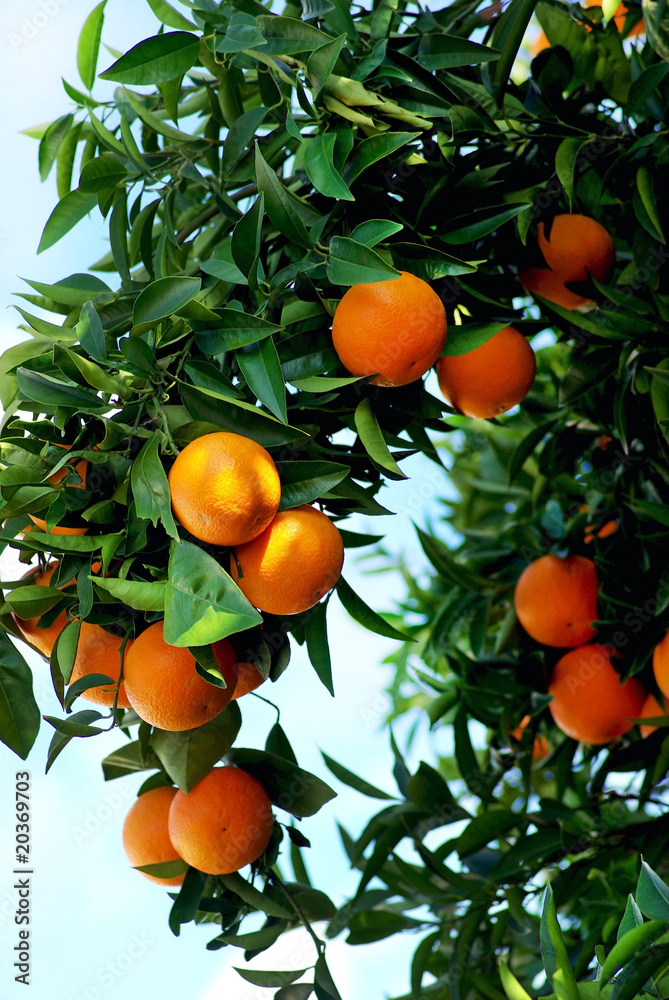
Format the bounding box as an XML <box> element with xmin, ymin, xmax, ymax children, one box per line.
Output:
<box><xmin>0</xmin><ymin>3</ymin><xmax>453</xmax><ymax>998</ymax></box>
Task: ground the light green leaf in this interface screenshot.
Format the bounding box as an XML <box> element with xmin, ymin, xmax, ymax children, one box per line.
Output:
<box><xmin>354</xmin><ymin>398</ymin><xmax>407</xmax><ymax>480</ymax></box>
<box><xmin>78</xmin><ymin>1</ymin><xmax>107</xmax><ymax>91</ymax></box>
<box><xmin>37</xmin><ymin>189</ymin><xmax>98</xmax><ymax>254</ymax></box>
<box><xmin>130</xmin><ymin>436</ymin><xmax>179</xmax><ymax>539</ymax></box>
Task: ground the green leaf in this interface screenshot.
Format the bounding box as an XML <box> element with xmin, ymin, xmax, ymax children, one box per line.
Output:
<box><xmin>618</xmin><ymin>895</ymin><xmax>645</xmax><ymax>940</ymax></box>
<box><xmin>327</xmin><ymin>236</ymin><xmax>399</xmax><ymax>285</ymax></box>
<box><xmin>237</xmin><ymin>337</ymin><xmax>288</xmax><ymax>423</ymax></box>
<box><xmin>231</xmin><ymin>194</ymin><xmax>264</xmax><ymax>286</ymax></box>
<box><xmin>306</xmin><ymin>32</ymin><xmax>345</xmax><ymax>94</ymax></box>
<box><xmin>93</xmin><ymin>577</ymin><xmax>166</xmax><ymax>611</ymax></box>
<box><xmin>226</xmin><ymin>748</ymin><xmax>336</xmax><ymax>818</ymax></box>
<box><xmin>354</xmin><ymin>398</ymin><xmax>407</xmax><ymax>481</ymax></box>
<box><xmin>482</xmin><ymin>0</ymin><xmax>540</xmax><ymax>105</ymax></box>
<box><xmin>99</xmin><ymin>32</ymin><xmax>200</xmax><ymax>85</ymax></box>
<box><xmin>132</xmin><ymin>276</ymin><xmax>201</xmax><ymax>334</ymax></box>
<box><xmin>343</xmin><ymin>132</ymin><xmax>420</xmax><ymax>184</ymax></box>
<box><xmin>37</xmin><ymin>189</ymin><xmax>98</xmax><ymax>254</ymax></box>
<box><xmin>390</xmin><ymin>242</ymin><xmax>477</xmax><ymax>279</ymax></box>
<box><xmin>5</xmin><ymin>585</ymin><xmax>68</xmax><ymax>621</ymax></box>
<box><xmin>627</xmin><ymin>64</ymin><xmax>669</xmax><ymax>118</ymax></box>
<box><xmin>417</xmin><ymin>33</ymin><xmax>501</xmax><ymax>69</ymax></box>
<box><xmin>79</xmin><ymin>154</ymin><xmax>128</xmax><ymax>193</ymax></box>
<box><xmin>335</xmin><ymin>576</ymin><xmax>411</xmax><ymax>642</ymax></box>
<box><xmin>101</xmin><ymin>740</ymin><xmax>150</xmax><ymax>780</ymax></box>
<box><xmin>234</xmin><ymin>967</ymin><xmax>308</xmax><ymax>988</ymax></box>
<box><xmin>321</xmin><ymin>751</ymin><xmax>394</xmax><ymax>799</ymax></box>
<box><xmin>122</xmin><ymin>88</ymin><xmax>195</xmax><ymax>142</ymax></box>
<box><xmin>636</xmin><ymin>166</ymin><xmax>666</xmax><ymax>243</ymax></box>
<box><xmin>303</xmin><ymin>134</ymin><xmax>354</xmax><ymax>201</ymax></box>
<box><xmin>540</xmin><ymin>885</ymin><xmax>580</xmax><ymax>1000</ymax></box>
<box><xmin>636</xmin><ymin>860</ymin><xmax>669</xmax><ymax>921</ymax></box>
<box><xmin>151</xmin><ymin>704</ymin><xmax>242</xmax><ymax>791</ymax></box>
<box><xmin>499</xmin><ymin>962</ymin><xmax>533</xmax><ymax>1000</ymax></box>
<box><xmin>164</xmin><ymin>539</ymin><xmax>261</xmax><ymax>646</ymax></box>
<box><xmin>0</xmin><ymin>633</ymin><xmax>41</xmax><ymax>760</ymax></box>
<box><xmin>78</xmin><ymin>1</ymin><xmax>107</xmax><ymax>91</ymax></box>
<box><xmin>145</xmin><ymin>0</ymin><xmax>196</xmax><ymax>30</ymax></box>
<box><xmin>555</xmin><ymin>137</ymin><xmax>585</xmax><ymax>211</ymax></box>
<box><xmin>222</xmin><ymin>874</ymin><xmax>292</xmax><ymax>920</ymax></box>
<box><xmin>255</xmin><ymin>15</ymin><xmax>334</xmax><ymax>55</ymax></box>
<box><xmin>304</xmin><ymin>599</ymin><xmax>333</xmax><ymax>695</ymax></box>
<box><xmin>53</xmin><ymin>344</ymin><xmax>129</xmax><ymax>398</ymax></box>
<box><xmin>441</xmin><ymin>204</ymin><xmax>531</xmax><ymax>244</ymax></box>
<box><xmin>179</xmin><ymin>384</ymin><xmax>309</xmax><ymax>448</ymax></box>
<box><xmin>77</xmin><ymin>301</ymin><xmax>106</xmax><ymax>361</ymax></box>
<box><xmin>276</xmin><ymin>460</ymin><xmax>348</xmax><ymax>511</ymax></box>
<box><xmin>442</xmin><ymin>322</ymin><xmax>507</xmax><ymax>357</ymax></box>
<box><xmin>456</xmin><ymin>811</ymin><xmax>520</xmax><ymax>858</ymax></box>
<box><xmin>130</xmin><ymin>436</ymin><xmax>179</xmax><ymax>539</ymax></box>
<box><xmin>349</xmin><ymin>219</ymin><xmax>403</xmax><ymax>246</ymax></box>
<box><xmin>23</xmin><ymin>272</ymin><xmax>111</xmax><ymax>307</ymax></box>
<box><xmin>255</xmin><ymin>144</ymin><xmax>313</xmax><ymax>250</ymax></box>
<box><xmin>194</xmin><ymin>309</ymin><xmax>282</xmax><ymax>353</ymax></box>
<box><xmin>38</xmin><ymin>114</ymin><xmax>74</xmax><ymax>182</ymax></box>
<box><xmin>600</xmin><ymin>921</ymin><xmax>665</xmax><ymax>985</ymax></box>
<box><xmin>16</xmin><ymin>368</ymin><xmax>105</xmax><ymax>410</ymax></box>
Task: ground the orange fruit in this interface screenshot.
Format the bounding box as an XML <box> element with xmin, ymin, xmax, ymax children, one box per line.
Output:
<box><xmin>435</xmin><ymin>326</ymin><xmax>536</xmax><ymax>419</ymax></box>
<box><xmin>638</xmin><ymin>692</ymin><xmax>668</xmax><ymax>739</ymax></box>
<box><xmin>29</xmin><ymin>457</ymin><xmax>89</xmax><ymax>536</ymax></box>
<box><xmin>122</xmin><ymin>785</ymin><xmax>185</xmax><ymax>886</ymax></box>
<box><xmin>168</xmin><ymin>766</ymin><xmax>274</xmax><ymax>875</ymax></box>
<box><xmin>548</xmin><ymin>644</ymin><xmax>645</xmax><ymax>744</ymax></box>
<box><xmin>68</xmin><ymin>622</ymin><xmax>132</xmax><ymax>708</ymax></box>
<box><xmin>514</xmin><ymin>554</ymin><xmax>599</xmax><ymax>648</ymax></box>
<box><xmin>123</xmin><ymin>620</ymin><xmax>238</xmax><ymax>731</ymax></box>
<box><xmin>519</xmin><ymin>214</ymin><xmax>615</xmax><ymax>310</ymax></box>
<box><xmin>229</xmin><ymin>505</ymin><xmax>344</xmax><ymax>616</ymax></box>
<box><xmin>653</xmin><ymin>630</ymin><xmax>669</xmax><ymax>700</ymax></box>
<box><xmin>584</xmin><ymin>518</ymin><xmax>618</xmax><ymax>544</ymax></box>
<box><xmin>511</xmin><ymin>715</ymin><xmax>550</xmax><ymax>760</ymax></box>
<box><xmin>168</xmin><ymin>432</ymin><xmax>281</xmax><ymax>547</ymax></box>
<box><xmin>230</xmin><ymin>661</ymin><xmax>265</xmax><ymax>700</ymax></box>
<box><xmin>331</xmin><ymin>270</ymin><xmax>447</xmax><ymax>387</ymax></box>
<box><xmin>13</xmin><ymin>562</ymin><xmax>68</xmax><ymax>658</ymax></box>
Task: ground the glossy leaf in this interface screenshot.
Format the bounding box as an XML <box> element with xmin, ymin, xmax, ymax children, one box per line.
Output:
<box><xmin>99</xmin><ymin>32</ymin><xmax>200</xmax><ymax>85</ymax></box>
<box><xmin>151</xmin><ymin>703</ymin><xmax>242</xmax><ymax>791</ymax></box>
<box><xmin>0</xmin><ymin>633</ymin><xmax>40</xmax><ymax>760</ymax></box>
<box><xmin>77</xmin><ymin>1</ymin><xmax>107</xmax><ymax>90</ymax></box>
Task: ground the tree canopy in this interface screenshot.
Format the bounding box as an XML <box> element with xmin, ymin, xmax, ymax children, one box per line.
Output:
<box><xmin>2</xmin><ymin>0</ymin><xmax>669</xmax><ymax>996</ymax></box>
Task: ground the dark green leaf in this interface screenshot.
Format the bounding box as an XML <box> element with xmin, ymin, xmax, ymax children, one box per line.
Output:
<box><xmin>99</xmin><ymin>32</ymin><xmax>200</xmax><ymax>85</ymax></box>
<box><xmin>130</xmin><ymin>436</ymin><xmax>179</xmax><ymax>539</ymax></box>
<box><xmin>335</xmin><ymin>576</ymin><xmax>411</xmax><ymax>642</ymax></box>
<box><xmin>303</xmin><ymin>134</ymin><xmax>354</xmax><ymax>201</ymax></box>
<box><xmin>326</xmin><ymin>236</ymin><xmax>399</xmax><ymax>285</ymax></box>
<box><xmin>304</xmin><ymin>599</ymin><xmax>333</xmax><ymax>695</ymax></box>
<box><xmin>321</xmin><ymin>751</ymin><xmax>394</xmax><ymax>799</ymax></box>
<box><xmin>151</xmin><ymin>703</ymin><xmax>242</xmax><ymax>791</ymax></box>
<box><xmin>132</xmin><ymin>276</ymin><xmax>201</xmax><ymax>334</ymax></box>
<box><xmin>354</xmin><ymin>398</ymin><xmax>407</xmax><ymax>480</ymax></box>
<box><xmin>0</xmin><ymin>633</ymin><xmax>40</xmax><ymax>759</ymax></box>
<box><xmin>37</xmin><ymin>189</ymin><xmax>98</xmax><ymax>254</ymax></box>
<box><xmin>255</xmin><ymin>144</ymin><xmax>313</xmax><ymax>250</ymax></box>
<box><xmin>276</xmin><ymin>461</ymin><xmax>348</xmax><ymax>511</ymax></box>
<box><xmin>636</xmin><ymin>860</ymin><xmax>669</xmax><ymax>921</ymax></box>
<box><xmin>227</xmin><ymin>748</ymin><xmax>336</xmax><ymax>818</ymax></box>
<box><xmin>237</xmin><ymin>338</ymin><xmax>288</xmax><ymax>423</ymax></box>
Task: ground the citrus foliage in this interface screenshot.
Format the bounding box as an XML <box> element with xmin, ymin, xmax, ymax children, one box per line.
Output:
<box><xmin>1</xmin><ymin>0</ymin><xmax>669</xmax><ymax>995</ymax></box>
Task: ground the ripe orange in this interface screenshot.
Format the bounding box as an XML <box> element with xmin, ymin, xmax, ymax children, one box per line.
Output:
<box><xmin>168</xmin><ymin>432</ymin><xmax>281</xmax><ymax>547</ymax></box>
<box><xmin>638</xmin><ymin>692</ymin><xmax>668</xmax><ymax>739</ymax></box>
<box><xmin>549</xmin><ymin>644</ymin><xmax>645</xmax><ymax>744</ymax></box>
<box><xmin>122</xmin><ymin>785</ymin><xmax>185</xmax><ymax>886</ymax></box>
<box><xmin>168</xmin><ymin>766</ymin><xmax>274</xmax><ymax>875</ymax></box>
<box><xmin>29</xmin><ymin>457</ymin><xmax>89</xmax><ymax>535</ymax></box>
<box><xmin>435</xmin><ymin>326</ymin><xmax>536</xmax><ymax>419</ymax></box>
<box><xmin>229</xmin><ymin>505</ymin><xmax>344</xmax><ymax>616</ymax></box>
<box><xmin>511</xmin><ymin>715</ymin><xmax>550</xmax><ymax>760</ymax></box>
<box><xmin>514</xmin><ymin>554</ymin><xmax>599</xmax><ymax>648</ymax></box>
<box><xmin>519</xmin><ymin>214</ymin><xmax>615</xmax><ymax>310</ymax></box>
<box><xmin>68</xmin><ymin>623</ymin><xmax>132</xmax><ymax>708</ymax></box>
<box><xmin>230</xmin><ymin>661</ymin><xmax>265</xmax><ymax>700</ymax></box>
<box><xmin>331</xmin><ymin>270</ymin><xmax>447</xmax><ymax>387</ymax></box>
<box><xmin>123</xmin><ymin>621</ymin><xmax>238</xmax><ymax>731</ymax></box>
<box><xmin>653</xmin><ymin>630</ymin><xmax>669</xmax><ymax>700</ymax></box>
<box><xmin>13</xmin><ymin>562</ymin><xmax>68</xmax><ymax>658</ymax></box>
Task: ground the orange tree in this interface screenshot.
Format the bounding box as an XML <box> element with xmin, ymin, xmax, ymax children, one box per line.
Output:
<box><xmin>2</xmin><ymin>0</ymin><xmax>669</xmax><ymax>996</ymax></box>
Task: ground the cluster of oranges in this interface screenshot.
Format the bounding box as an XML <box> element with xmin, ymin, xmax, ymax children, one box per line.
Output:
<box><xmin>331</xmin><ymin>213</ymin><xmax>614</xmax><ymax>422</ymax></box>
<box><xmin>122</xmin><ymin>765</ymin><xmax>275</xmax><ymax>884</ymax></box>
<box><xmin>513</xmin><ymin>553</ymin><xmax>668</xmax><ymax>748</ymax></box>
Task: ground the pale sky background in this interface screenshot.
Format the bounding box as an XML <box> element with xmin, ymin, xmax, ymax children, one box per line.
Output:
<box><xmin>0</xmin><ymin>3</ymin><xmax>455</xmax><ymax>998</ymax></box>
